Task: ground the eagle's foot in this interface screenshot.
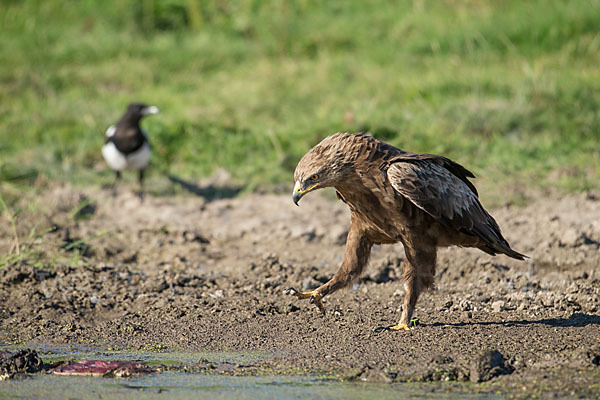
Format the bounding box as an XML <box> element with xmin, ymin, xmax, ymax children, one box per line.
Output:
<box><xmin>284</xmin><ymin>287</ymin><xmax>325</xmax><ymax>315</ymax></box>
<box><xmin>373</xmin><ymin>318</ymin><xmax>419</xmax><ymax>333</ymax></box>
<box><xmin>389</xmin><ymin>323</ymin><xmax>412</xmax><ymax>331</ymax></box>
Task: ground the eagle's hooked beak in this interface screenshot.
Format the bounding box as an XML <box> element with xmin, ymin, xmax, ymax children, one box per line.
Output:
<box><xmin>293</xmin><ymin>181</ymin><xmax>318</xmax><ymax>206</ymax></box>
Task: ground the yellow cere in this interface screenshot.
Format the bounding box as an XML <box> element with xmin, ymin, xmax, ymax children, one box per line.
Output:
<box><xmin>302</xmin><ymin>183</ymin><xmax>319</xmax><ymax>193</ymax></box>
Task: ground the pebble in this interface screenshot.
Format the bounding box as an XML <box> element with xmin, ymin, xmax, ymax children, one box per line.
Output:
<box><xmin>459</xmin><ymin>299</ymin><xmax>472</xmax><ymax>311</ymax></box>
<box><xmin>491</xmin><ymin>300</ymin><xmax>505</xmax><ymax>313</ymax></box>
<box><xmin>470</xmin><ymin>349</ymin><xmax>513</xmax><ymax>383</ymax></box>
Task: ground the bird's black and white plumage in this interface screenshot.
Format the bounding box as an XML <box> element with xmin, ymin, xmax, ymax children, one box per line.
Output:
<box><xmin>102</xmin><ymin>103</ymin><xmax>159</xmax><ymax>197</ymax></box>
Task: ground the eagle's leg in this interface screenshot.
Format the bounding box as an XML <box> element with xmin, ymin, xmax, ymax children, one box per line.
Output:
<box><xmin>390</xmin><ymin>245</ymin><xmax>436</xmax><ymax>331</ymax></box>
<box><xmin>285</xmin><ymin>220</ymin><xmax>372</xmax><ymax>315</ymax></box>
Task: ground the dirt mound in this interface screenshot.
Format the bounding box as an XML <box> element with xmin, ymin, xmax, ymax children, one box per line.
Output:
<box><xmin>0</xmin><ymin>349</ymin><xmax>43</xmax><ymax>380</ymax></box>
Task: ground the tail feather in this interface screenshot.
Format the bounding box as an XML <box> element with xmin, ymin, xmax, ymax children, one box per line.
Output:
<box><xmin>478</xmin><ymin>212</ymin><xmax>527</xmax><ymax>260</ymax></box>
<box><xmin>495</xmin><ymin>243</ymin><xmax>527</xmax><ymax>260</ymax></box>
<box><xmin>480</xmin><ymin>236</ymin><xmax>527</xmax><ymax>260</ymax></box>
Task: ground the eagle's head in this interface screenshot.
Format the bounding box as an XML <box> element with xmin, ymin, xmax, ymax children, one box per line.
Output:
<box><xmin>292</xmin><ymin>133</ymin><xmax>357</xmax><ymax>205</ymax></box>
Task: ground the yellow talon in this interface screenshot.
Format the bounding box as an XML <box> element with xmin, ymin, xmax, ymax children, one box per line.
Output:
<box><xmin>373</xmin><ymin>318</ymin><xmax>419</xmax><ymax>333</ymax></box>
<box><xmin>284</xmin><ymin>287</ymin><xmax>326</xmax><ymax>315</ymax></box>
<box><xmin>389</xmin><ymin>323</ymin><xmax>412</xmax><ymax>331</ymax></box>
<box><xmin>390</xmin><ymin>318</ymin><xmax>419</xmax><ymax>331</ymax></box>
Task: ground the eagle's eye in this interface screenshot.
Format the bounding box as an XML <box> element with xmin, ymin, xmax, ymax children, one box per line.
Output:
<box><xmin>310</xmin><ymin>174</ymin><xmax>319</xmax><ymax>181</ymax></box>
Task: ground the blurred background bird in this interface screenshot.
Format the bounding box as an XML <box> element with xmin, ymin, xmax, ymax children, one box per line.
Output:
<box><xmin>102</xmin><ymin>103</ymin><xmax>159</xmax><ymax>199</ymax></box>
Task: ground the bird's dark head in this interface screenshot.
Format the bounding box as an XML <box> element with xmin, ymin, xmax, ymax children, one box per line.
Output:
<box><xmin>293</xmin><ymin>133</ymin><xmax>355</xmax><ymax>205</ymax></box>
<box><xmin>126</xmin><ymin>103</ymin><xmax>160</xmax><ymax>119</ymax></box>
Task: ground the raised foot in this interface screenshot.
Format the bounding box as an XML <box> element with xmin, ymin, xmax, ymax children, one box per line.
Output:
<box><xmin>284</xmin><ymin>286</ymin><xmax>325</xmax><ymax>315</ymax></box>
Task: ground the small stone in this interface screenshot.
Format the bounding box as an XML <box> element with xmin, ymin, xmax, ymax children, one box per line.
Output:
<box><xmin>491</xmin><ymin>300</ymin><xmax>505</xmax><ymax>313</ymax></box>
<box><xmin>459</xmin><ymin>299</ymin><xmax>472</xmax><ymax>311</ymax></box>
<box><xmin>470</xmin><ymin>350</ymin><xmax>513</xmax><ymax>382</ymax></box>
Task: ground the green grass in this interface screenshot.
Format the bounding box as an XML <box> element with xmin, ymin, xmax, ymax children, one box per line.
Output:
<box><xmin>0</xmin><ymin>0</ymin><xmax>599</xmax><ymax>200</ymax></box>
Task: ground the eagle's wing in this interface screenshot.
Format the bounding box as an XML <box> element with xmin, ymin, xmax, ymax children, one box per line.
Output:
<box><xmin>387</xmin><ymin>155</ymin><xmax>480</xmax><ymax>226</ymax></box>
<box><xmin>387</xmin><ymin>155</ymin><xmax>524</xmax><ymax>259</ymax></box>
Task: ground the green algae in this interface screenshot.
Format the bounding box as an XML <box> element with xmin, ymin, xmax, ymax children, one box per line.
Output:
<box><xmin>0</xmin><ymin>344</ymin><xmax>501</xmax><ymax>399</ymax></box>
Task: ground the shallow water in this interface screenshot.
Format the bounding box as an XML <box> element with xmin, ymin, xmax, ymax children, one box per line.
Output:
<box><xmin>0</xmin><ymin>345</ymin><xmax>499</xmax><ymax>400</ymax></box>
<box><xmin>1</xmin><ymin>372</ymin><xmax>500</xmax><ymax>400</ymax></box>
<box><xmin>13</xmin><ymin>343</ymin><xmax>270</xmax><ymax>364</ymax></box>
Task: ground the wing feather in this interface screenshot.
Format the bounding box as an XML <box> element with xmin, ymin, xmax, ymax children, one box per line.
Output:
<box><xmin>387</xmin><ymin>157</ymin><xmax>525</xmax><ymax>259</ymax></box>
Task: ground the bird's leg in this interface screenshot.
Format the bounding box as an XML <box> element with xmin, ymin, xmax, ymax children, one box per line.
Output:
<box><xmin>137</xmin><ymin>169</ymin><xmax>145</xmax><ymax>201</ymax></box>
<box><xmin>286</xmin><ymin>220</ymin><xmax>371</xmax><ymax>315</ymax></box>
<box><xmin>285</xmin><ymin>269</ymin><xmax>352</xmax><ymax>316</ymax></box>
<box><xmin>390</xmin><ymin>264</ymin><xmax>421</xmax><ymax>331</ymax></box>
<box><xmin>388</xmin><ymin>245</ymin><xmax>436</xmax><ymax>331</ymax></box>
<box><xmin>112</xmin><ymin>171</ymin><xmax>122</xmax><ymax>197</ymax></box>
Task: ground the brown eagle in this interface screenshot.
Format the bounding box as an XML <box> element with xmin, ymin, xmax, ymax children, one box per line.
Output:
<box><xmin>287</xmin><ymin>133</ymin><xmax>525</xmax><ymax>331</ymax></box>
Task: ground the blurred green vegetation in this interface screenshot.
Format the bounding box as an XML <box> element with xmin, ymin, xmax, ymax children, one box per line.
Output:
<box><xmin>0</xmin><ymin>0</ymin><xmax>599</xmax><ymax>200</ymax></box>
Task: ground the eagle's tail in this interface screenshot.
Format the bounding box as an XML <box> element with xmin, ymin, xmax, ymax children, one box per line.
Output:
<box><xmin>493</xmin><ymin>242</ymin><xmax>527</xmax><ymax>260</ymax></box>
<box><xmin>475</xmin><ymin>214</ymin><xmax>528</xmax><ymax>260</ymax></box>
<box><xmin>477</xmin><ymin>227</ymin><xmax>527</xmax><ymax>260</ymax></box>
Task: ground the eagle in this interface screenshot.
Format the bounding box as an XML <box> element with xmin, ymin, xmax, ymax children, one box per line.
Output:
<box><xmin>286</xmin><ymin>133</ymin><xmax>525</xmax><ymax>331</ymax></box>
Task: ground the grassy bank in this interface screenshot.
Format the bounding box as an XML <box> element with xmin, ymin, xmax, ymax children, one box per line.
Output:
<box><xmin>1</xmin><ymin>0</ymin><xmax>599</xmax><ymax>201</ymax></box>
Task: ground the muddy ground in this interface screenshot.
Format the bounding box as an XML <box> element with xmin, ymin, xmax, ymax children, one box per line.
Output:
<box><xmin>1</xmin><ymin>181</ymin><xmax>599</xmax><ymax>397</ymax></box>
